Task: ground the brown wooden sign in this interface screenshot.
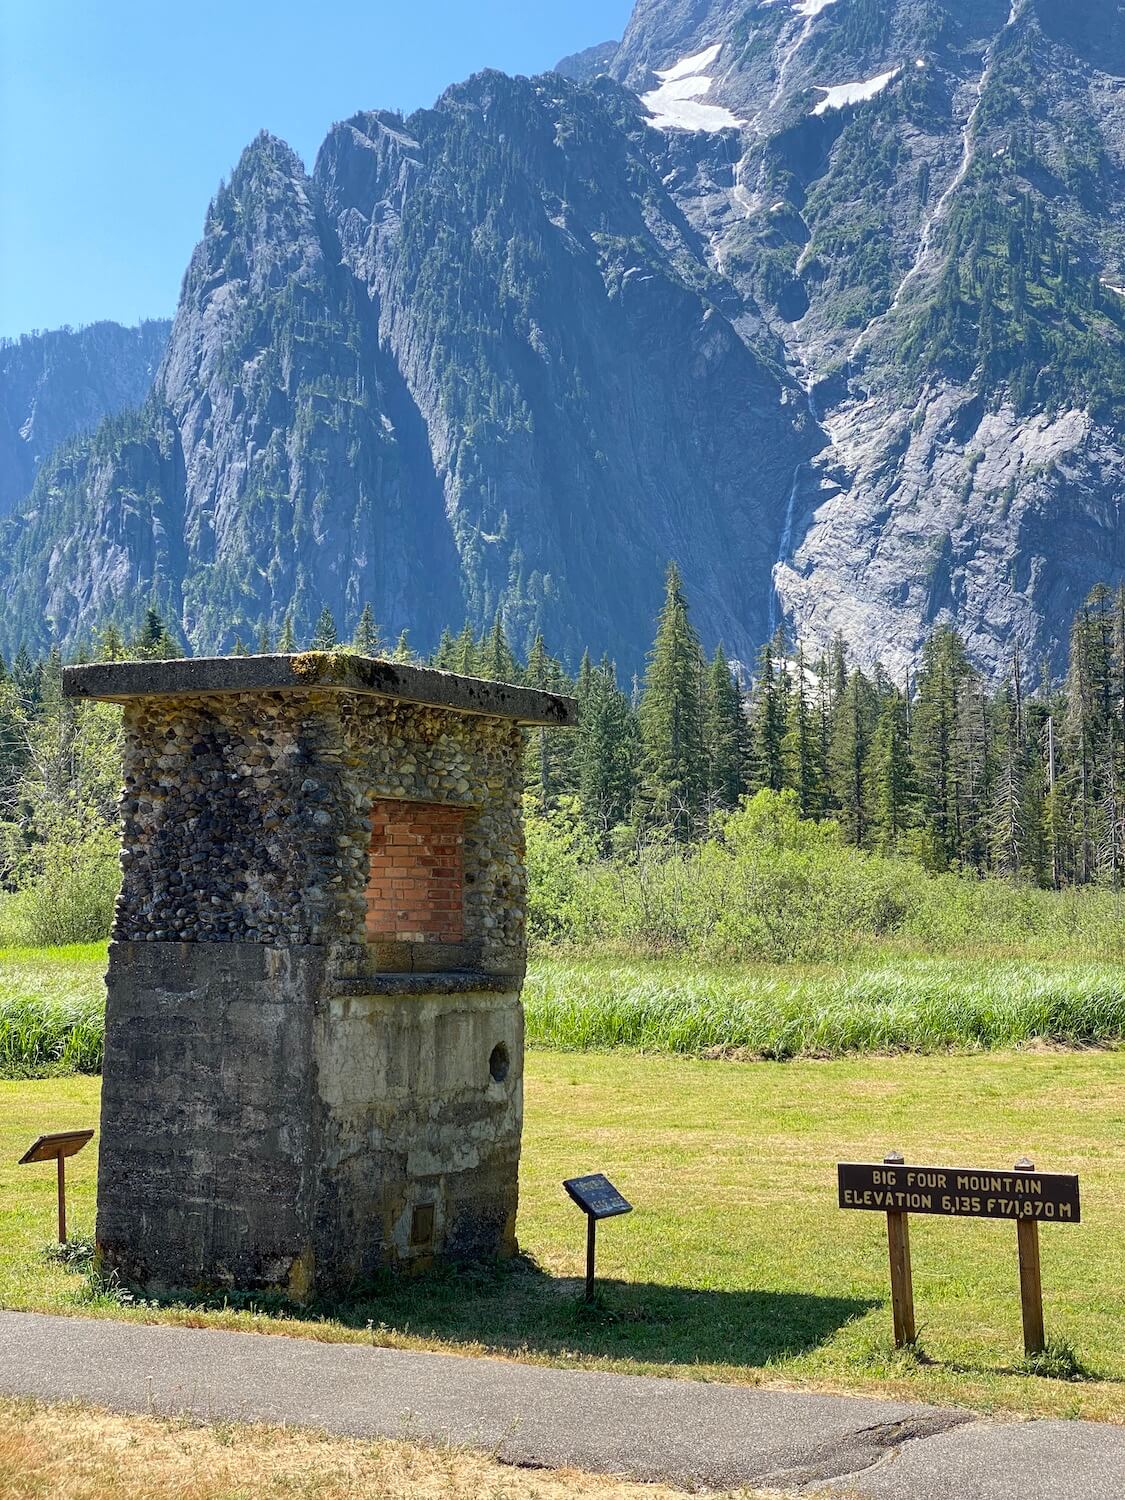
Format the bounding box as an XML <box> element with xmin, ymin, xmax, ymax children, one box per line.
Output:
<box><xmin>18</xmin><ymin>1130</ymin><xmax>94</xmax><ymax>1166</ymax></box>
<box><xmin>838</xmin><ymin>1161</ymin><xmax>1080</xmax><ymax>1224</ymax></box>
<box><xmin>18</xmin><ymin>1128</ymin><xmax>94</xmax><ymax>1244</ymax></box>
<box><xmin>838</xmin><ymin>1153</ymin><xmax>1078</xmax><ymax>1357</ymax></box>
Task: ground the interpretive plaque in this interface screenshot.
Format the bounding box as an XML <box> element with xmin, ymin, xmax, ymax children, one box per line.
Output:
<box><xmin>563</xmin><ymin>1173</ymin><xmax>632</xmax><ymax>1302</ymax></box>
<box><xmin>564</xmin><ymin>1174</ymin><xmax>633</xmax><ymax>1221</ymax></box>
<box><xmin>18</xmin><ymin>1128</ymin><xmax>94</xmax><ymax>1244</ymax></box>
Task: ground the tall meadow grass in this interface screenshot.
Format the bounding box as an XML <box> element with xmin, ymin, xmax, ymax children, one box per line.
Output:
<box><xmin>0</xmin><ymin>947</ymin><xmax>106</xmax><ymax>1077</ymax></box>
<box><xmin>524</xmin><ymin>957</ymin><xmax>1125</xmax><ymax>1058</ymax></box>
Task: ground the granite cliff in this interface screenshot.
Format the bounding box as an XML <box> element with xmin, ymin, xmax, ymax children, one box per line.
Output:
<box><xmin>0</xmin><ymin>320</ymin><xmax>169</xmax><ymax>518</ymax></box>
<box><xmin>600</xmin><ymin>0</ymin><xmax>1125</xmax><ymax>678</ymax></box>
<box><xmin>4</xmin><ymin>0</ymin><xmax>1125</xmax><ymax>678</ymax></box>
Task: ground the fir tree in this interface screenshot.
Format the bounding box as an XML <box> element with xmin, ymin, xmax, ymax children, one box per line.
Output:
<box><xmin>771</xmin><ymin>627</ymin><xmax>793</xmax><ymax>775</ymax></box>
<box><xmin>257</xmin><ymin>623</ymin><xmax>273</xmax><ymax>654</ymax></box>
<box><xmin>391</xmin><ymin>629</ymin><xmax>414</xmax><ymax>663</ymax></box>
<box><xmin>784</xmin><ymin>648</ymin><xmax>824</xmax><ymax>817</ymax></box>
<box><xmin>432</xmin><ymin>628</ymin><xmax>457</xmax><ymax>671</ymax></box>
<box><xmin>10</xmin><ymin>644</ymin><xmax>40</xmax><ymax>708</ymax></box>
<box><xmin>867</xmin><ymin>688</ymin><xmax>914</xmax><ymax>853</ymax></box>
<box><xmin>451</xmin><ymin>623</ymin><xmax>478</xmax><ymax>676</ymax></box>
<box><xmin>747</xmin><ymin>640</ymin><xmax>786</xmax><ymax>794</ymax></box>
<box><xmin>989</xmin><ymin>663</ymin><xmax>1031</xmax><ymax>877</ymax></box>
<box><xmin>523</xmin><ymin>633</ymin><xmax>577</xmax><ymax>808</ymax></box>
<box><xmin>1041</xmin><ymin>696</ymin><xmax>1067</xmax><ymax>889</ymax></box>
<box><xmin>351</xmin><ymin>603</ymin><xmax>382</xmax><ymax>656</ymax></box>
<box><xmin>638</xmin><ymin>563</ymin><xmax>706</xmax><ymax>839</ymax></box>
<box><xmin>912</xmin><ymin>627</ymin><xmax>972</xmax><ymax>867</ymax></box>
<box><xmin>0</xmin><ymin>673</ymin><xmax>29</xmax><ymax>799</ymax></box>
<box><xmin>39</xmin><ymin>646</ymin><xmax>64</xmax><ymax>712</ymax></box>
<box><xmin>479</xmin><ymin>615</ymin><xmax>517</xmax><ymax>682</ymax></box>
<box><xmin>1063</xmin><ymin>588</ymin><xmax>1117</xmax><ymax>883</ymax></box>
<box><xmin>955</xmin><ymin>670</ymin><xmax>995</xmax><ymax>870</ymax></box>
<box><xmin>831</xmin><ymin>668</ymin><xmax>877</xmax><ymax>845</ymax></box>
<box><xmin>814</xmin><ymin>653</ymin><xmax>836</xmax><ymax>812</ymax></box>
<box><xmin>134</xmin><ymin>607</ymin><xmax>177</xmax><ymax>661</ymax></box>
<box><xmin>23</xmin><ymin>551</ymin><xmax>1125</xmax><ymax>892</ymax></box>
<box><xmin>97</xmin><ymin>624</ymin><xmax>126</xmax><ymax>662</ymax></box>
<box><xmin>702</xmin><ymin>646</ymin><xmax>747</xmax><ymax>813</ymax></box>
<box><xmin>1104</xmin><ymin>588</ymin><xmax>1125</xmax><ymax>883</ymax></box>
<box><xmin>576</xmin><ymin>658</ymin><xmax>639</xmax><ymax>843</ymax></box>
<box><xmin>828</xmin><ymin>632</ymin><xmax>848</xmax><ymax>712</ymax></box>
<box><xmin>310</xmin><ymin>607</ymin><xmax>338</xmax><ymax>651</ymax></box>
<box><xmin>524</xmin><ymin>633</ymin><xmax>552</xmax><ymax>691</ymax></box>
<box><xmin>576</xmin><ymin>650</ymin><xmax>593</xmax><ymax>702</ymax></box>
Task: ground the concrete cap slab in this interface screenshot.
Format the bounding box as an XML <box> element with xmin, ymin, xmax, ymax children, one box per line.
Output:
<box><xmin>62</xmin><ymin>654</ymin><xmax>578</xmax><ymax>728</ymax></box>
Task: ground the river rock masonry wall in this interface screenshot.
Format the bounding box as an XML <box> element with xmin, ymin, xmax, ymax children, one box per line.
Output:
<box><xmin>63</xmin><ymin>653</ymin><xmax>576</xmax><ymax>1296</ymax></box>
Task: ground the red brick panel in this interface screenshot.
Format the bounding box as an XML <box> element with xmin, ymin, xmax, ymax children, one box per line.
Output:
<box><xmin>366</xmin><ymin>800</ymin><xmax>465</xmax><ymax>944</ymax></box>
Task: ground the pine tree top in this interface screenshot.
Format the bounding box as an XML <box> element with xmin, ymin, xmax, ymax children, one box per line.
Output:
<box><xmin>310</xmin><ymin>607</ymin><xmax>338</xmax><ymax>651</ymax></box>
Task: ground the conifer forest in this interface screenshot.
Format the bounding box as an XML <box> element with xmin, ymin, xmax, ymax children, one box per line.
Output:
<box><xmin>6</xmin><ymin>567</ymin><xmax>1125</xmax><ymax>896</ymax></box>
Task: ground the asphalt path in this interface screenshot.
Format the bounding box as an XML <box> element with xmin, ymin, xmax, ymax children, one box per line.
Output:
<box><xmin>1</xmin><ymin>1312</ymin><xmax>1123</xmax><ymax>1496</ymax></box>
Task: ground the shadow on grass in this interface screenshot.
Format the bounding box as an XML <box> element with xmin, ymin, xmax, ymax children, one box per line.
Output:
<box><xmin>77</xmin><ymin>1252</ymin><xmax>877</xmax><ymax>1370</ymax></box>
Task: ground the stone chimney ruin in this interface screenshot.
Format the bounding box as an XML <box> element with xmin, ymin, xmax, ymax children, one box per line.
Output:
<box><xmin>63</xmin><ymin>653</ymin><xmax>576</xmax><ymax>1298</ymax></box>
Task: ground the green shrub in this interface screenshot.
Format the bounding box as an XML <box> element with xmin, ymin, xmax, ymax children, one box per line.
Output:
<box><xmin>576</xmin><ymin>791</ymin><xmax>921</xmax><ymax>961</ymax></box>
<box><xmin>532</xmin><ymin>791</ymin><xmax>1125</xmax><ymax>964</ymax></box>
<box><xmin>1</xmin><ymin>820</ymin><xmax>120</xmax><ymax>947</ymax></box>
<box><xmin>524</xmin><ymin>795</ymin><xmax>600</xmax><ymax>943</ymax></box>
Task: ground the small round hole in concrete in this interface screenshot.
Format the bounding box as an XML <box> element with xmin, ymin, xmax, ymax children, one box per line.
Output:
<box><xmin>489</xmin><ymin>1042</ymin><xmax>510</xmax><ymax>1083</ymax></box>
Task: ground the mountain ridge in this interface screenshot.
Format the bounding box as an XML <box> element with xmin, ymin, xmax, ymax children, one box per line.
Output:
<box><xmin>4</xmin><ymin>0</ymin><xmax>1125</xmax><ymax>680</ymax></box>
<box><xmin>0</xmin><ymin>319</ymin><xmax>170</xmax><ymax>518</ymax></box>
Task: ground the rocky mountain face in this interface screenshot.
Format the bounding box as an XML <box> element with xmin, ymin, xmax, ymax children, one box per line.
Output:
<box><xmin>4</xmin><ymin>0</ymin><xmax>1125</xmax><ymax>679</ymax></box>
<box><xmin>0</xmin><ymin>320</ymin><xmax>169</xmax><ymax>517</ymax></box>
<box><xmin>0</xmin><ymin>84</ymin><xmax>809</xmax><ymax>667</ymax></box>
<box><xmin>598</xmin><ymin>0</ymin><xmax>1125</xmax><ymax>679</ymax></box>
<box><xmin>554</xmin><ymin>41</ymin><xmax>619</xmax><ymax>83</ymax></box>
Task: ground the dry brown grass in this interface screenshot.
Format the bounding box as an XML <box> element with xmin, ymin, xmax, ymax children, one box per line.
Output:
<box><xmin>0</xmin><ymin>1398</ymin><xmax>780</xmax><ymax>1500</ymax></box>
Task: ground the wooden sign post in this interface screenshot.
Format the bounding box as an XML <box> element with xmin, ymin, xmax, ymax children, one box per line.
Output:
<box><xmin>1014</xmin><ymin>1157</ymin><xmax>1046</xmax><ymax>1356</ymax></box>
<box><xmin>838</xmin><ymin>1153</ymin><xmax>1079</xmax><ymax>1357</ymax></box>
<box><xmin>563</xmin><ymin>1174</ymin><xmax>633</xmax><ymax>1302</ymax></box>
<box><xmin>882</xmin><ymin>1152</ymin><xmax>916</xmax><ymax>1347</ymax></box>
<box><xmin>18</xmin><ymin>1130</ymin><xmax>94</xmax><ymax>1244</ymax></box>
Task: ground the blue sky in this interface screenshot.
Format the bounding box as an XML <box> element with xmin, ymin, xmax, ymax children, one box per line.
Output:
<box><xmin>0</xmin><ymin>0</ymin><xmax>633</xmax><ymax>339</ymax></box>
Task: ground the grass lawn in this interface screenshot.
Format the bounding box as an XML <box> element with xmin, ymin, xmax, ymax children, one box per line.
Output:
<box><xmin>0</xmin><ymin>1399</ymin><xmax>768</xmax><ymax>1500</ymax></box>
<box><xmin>0</xmin><ymin>943</ymin><xmax>107</xmax><ymax>1005</ymax></box>
<box><xmin>3</xmin><ymin>1048</ymin><xmax>1123</xmax><ymax>1423</ymax></box>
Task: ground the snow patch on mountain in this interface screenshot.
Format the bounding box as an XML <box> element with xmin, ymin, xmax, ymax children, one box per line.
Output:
<box><xmin>641</xmin><ymin>45</ymin><xmax>746</xmax><ymax>131</ymax></box>
<box><xmin>812</xmin><ymin>67</ymin><xmax>901</xmax><ymax>115</ymax></box>
<box><xmin>656</xmin><ymin>43</ymin><xmax>722</xmax><ymax>81</ymax></box>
